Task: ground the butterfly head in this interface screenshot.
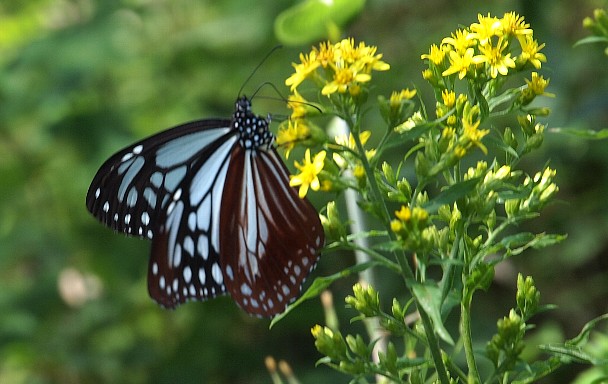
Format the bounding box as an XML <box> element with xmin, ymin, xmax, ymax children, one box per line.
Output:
<box><xmin>233</xmin><ymin>96</ymin><xmax>274</xmax><ymax>150</ymax></box>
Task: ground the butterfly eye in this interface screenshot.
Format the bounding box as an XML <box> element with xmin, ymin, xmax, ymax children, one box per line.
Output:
<box><xmin>87</xmin><ymin>96</ymin><xmax>324</xmax><ymax>317</ymax></box>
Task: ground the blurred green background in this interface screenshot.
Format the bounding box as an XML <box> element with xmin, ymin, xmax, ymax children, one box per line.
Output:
<box><xmin>1</xmin><ymin>0</ymin><xmax>608</xmax><ymax>383</ymax></box>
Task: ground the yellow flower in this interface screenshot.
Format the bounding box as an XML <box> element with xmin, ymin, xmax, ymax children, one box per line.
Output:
<box><xmin>290</xmin><ymin>149</ymin><xmax>326</xmax><ymax>198</ymax></box>
<box><xmin>442</xmin><ymin>48</ymin><xmax>483</xmax><ymax>79</ymax></box>
<box><xmin>421</xmin><ymin>44</ymin><xmax>448</xmax><ymax>65</ymax></box>
<box><xmin>525</xmin><ymin>72</ymin><xmax>554</xmax><ymax>97</ymax></box>
<box><xmin>276</xmin><ymin>120</ymin><xmax>310</xmax><ymax>158</ymax></box>
<box><xmin>287</xmin><ymin>90</ymin><xmax>309</xmax><ymax>119</ymax></box>
<box><xmin>518</xmin><ymin>35</ymin><xmax>546</xmax><ymax>69</ymax></box>
<box><xmin>313</xmin><ymin>41</ymin><xmax>336</xmax><ymax>68</ymax></box>
<box><xmin>390</xmin><ymin>219</ymin><xmax>403</xmax><ymax>233</ymax></box>
<box><xmin>469</xmin><ymin>13</ymin><xmax>502</xmax><ymax>45</ymax></box>
<box><xmin>442</xmin><ymin>29</ymin><xmax>475</xmax><ymax>53</ymax></box>
<box><xmin>476</xmin><ymin>37</ymin><xmax>516</xmax><ymax>78</ymax></box>
<box><xmin>441</xmin><ymin>90</ymin><xmax>456</xmax><ymax>108</ymax></box>
<box><xmin>335</xmin><ymin>130</ymin><xmax>371</xmax><ymax>148</ymax></box>
<box><xmin>395</xmin><ymin>206</ymin><xmax>412</xmax><ymax>221</ymax></box>
<box><xmin>501</xmin><ymin>12</ymin><xmax>532</xmax><ymax>37</ymax></box>
<box><xmin>333</xmin><ymin>131</ymin><xmax>374</xmax><ymax>168</ymax></box>
<box><xmin>336</xmin><ymin>39</ymin><xmax>390</xmax><ymax>72</ymax></box>
<box><xmin>285</xmin><ymin>51</ymin><xmax>319</xmax><ymax>91</ymax></box>
<box><xmin>321</xmin><ymin>64</ymin><xmax>371</xmax><ymax>95</ymax></box>
<box><xmin>390</xmin><ymin>89</ymin><xmax>417</xmax><ymax>108</ymax></box>
<box><xmin>462</xmin><ymin>113</ymin><xmax>489</xmax><ymax>154</ymax></box>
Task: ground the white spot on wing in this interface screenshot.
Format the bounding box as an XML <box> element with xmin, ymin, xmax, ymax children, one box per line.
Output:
<box><xmin>183</xmin><ymin>236</ymin><xmax>194</xmax><ymax>256</ymax></box>
<box><xmin>141</xmin><ymin>212</ymin><xmax>150</xmax><ymax>226</ymax></box>
<box><xmin>183</xmin><ymin>266</ymin><xmax>192</xmax><ymax>283</ymax></box>
<box><xmin>212</xmin><ymin>262</ymin><xmax>223</xmax><ymax>285</ymax></box>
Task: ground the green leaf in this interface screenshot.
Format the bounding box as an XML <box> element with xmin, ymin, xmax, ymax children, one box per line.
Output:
<box><xmin>422</xmin><ymin>177</ymin><xmax>481</xmax><ymax>213</ymax></box>
<box><xmin>511</xmin><ymin>357</ymin><xmax>562</xmax><ymax>384</ymax></box>
<box><xmin>274</xmin><ymin>0</ymin><xmax>366</xmax><ymax>45</ymax></box>
<box><xmin>567</xmin><ymin>313</ymin><xmax>608</xmax><ymax>346</ymax></box>
<box><xmin>550</xmin><ymin>127</ymin><xmax>608</xmax><ymax>140</ymax></box>
<box><xmin>573</xmin><ymin>35</ymin><xmax>608</xmax><ymax>47</ymax></box>
<box><xmin>270</xmin><ymin>261</ymin><xmax>378</xmax><ymax>327</ymax></box>
<box><xmin>411</xmin><ymin>283</ymin><xmax>454</xmax><ymax>345</ymax></box>
<box><xmin>529</xmin><ymin>233</ymin><xmax>567</xmax><ymax>249</ymax></box>
<box><xmin>538</xmin><ymin>344</ymin><xmax>599</xmax><ymax>364</ymax></box>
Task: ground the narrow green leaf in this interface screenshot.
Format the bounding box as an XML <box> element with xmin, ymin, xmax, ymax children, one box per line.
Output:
<box><xmin>567</xmin><ymin>313</ymin><xmax>608</xmax><ymax>346</ymax></box>
<box><xmin>270</xmin><ymin>261</ymin><xmax>378</xmax><ymax>327</ymax></box>
<box><xmin>411</xmin><ymin>283</ymin><xmax>454</xmax><ymax>345</ymax></box>
<box><xmin>538</xmin><ymin>344</ymin><xmax>599</xmax><ymax>364</ymax></box>
<box><xmin>422</xmin><ymin>177</ymin><xmax>481</xmax><ymax>213</ymax></box>
<box><xmin>529</xmin><ymin>233</ymin><xmax>567</xmax><ymax>249</ymax></box>
<box><xmin>550</xmin><ymin>127</ymin><xmax>608</xmax><ymax>140</ymax></box>
<box><xmin>573</xmin><ymin>35</ymin><xmax>608</xmax><ymax>47</ymax></box>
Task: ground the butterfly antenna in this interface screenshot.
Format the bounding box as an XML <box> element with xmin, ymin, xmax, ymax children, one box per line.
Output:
<box><xmin>251</xmin><ymin>82</ymin><xmax>323</xmax><ymax>118</ymax></box>
<box><xmin>238</xmin><ymin>45</ymin><xmax>283</xmax><ymax>98</ymax></box>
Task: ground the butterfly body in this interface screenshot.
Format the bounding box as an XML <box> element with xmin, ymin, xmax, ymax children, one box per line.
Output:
<box><xmin>87</xmin><ymin>97</ymin><xmax>324</xmax><ymax>317</ymax></box>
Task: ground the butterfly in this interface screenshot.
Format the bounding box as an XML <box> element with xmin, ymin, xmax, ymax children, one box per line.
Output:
<box><xmin>86</xmin><ymin>96</ymin><xmax>324</xmax><ymax>317</ymax></box>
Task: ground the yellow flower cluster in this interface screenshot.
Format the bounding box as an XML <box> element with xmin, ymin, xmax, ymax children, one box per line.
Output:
<box><xmin>421</xmin><ymin>12</ymin><xmax>546</xmax><ymax>81</ymax></box>
<box><xmin>286</xmin><ymin>38</ymin><xmax>390</xmax><ymax>96</ymax></box>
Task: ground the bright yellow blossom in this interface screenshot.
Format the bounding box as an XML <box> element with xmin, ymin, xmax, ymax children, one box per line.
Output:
<box><xmin>390</xmin><ymin>89</ymin><xmax>417</xmax><ymax>109</ymax></box>
<box><xmin>313</xmin><ymin>41</ymin><xmax>336</xmax><ymax>68</ymax></box>
<box><xmin>276</xmin><ymin>120</ymin><xmax>310</xmax><ymax>158</ymax></box>
<box><xmin>525</xmin><ymin>72</ymin><xmax>554</xmax><ymax>97</ymax></box>
<box><xmin>333</xmin><ymin>131</ymin><xmax>375</xmax><ymax>168</ymax></box>
<box><xmin>395</xmin><ymin>206</ymin><xmax>412</xmax><ymax>221</ymax></box>
<box><xmin>462</xmin><ymin>114</ymin><xmax>490</xmax><ymax>154</ymax></box>
<box><xmin>469</xmin><ymin>13</ymin><xmax>502</xmax><ymax>45</ymax></box>
<box><xmin>321</xmin><ymin>65</ymin><xmax>371</xmax><ymax>95</ymax></box>
<box><xmin>442</xmin><ymin>48</ymin><xmax>484</xmax><ymax>79</ymax></box>
<box><xmin>421</xmin><ymin>44</ymin><xmax>448</xmax><ymax>65</ymax></box>
<box><xmin>441</xmin><ymin>90</ymin><xmax>456</xmax><ymax>108</ymax></box>
<box><xmin>287</xmin><ymin>91</ymin><xmax>309</xmax><ymax>119</ymax></box>
<box><xmin>290</xmin><ymin>149</ymin><xmax>326</xmax><ymax>198</ymax></box>
<box><xmin>518</xmin><ymin>35</ymin><xmax>546</xmax><ymax>69</ymax></box>
<box><xmin>285</xmin><ymin>51</ymin><xmax>319</xmax><ymax>91</ymax></box>
<box><xmin>442</xmin><ymin>29</ymin><xmax>474</xmax><ymax>53</ymax></box>
<box><xmin>501</xmin><ymin>12</ymin><xmax>532</xmax><ymax>37</ymax></box>
<box><xmin>336</xmin><ymin>38</ymin><xmax>390</xmax><ymax>72</ymax></box>
<box><xmin>476</xmin><ymin>37</ymin><xmax>516</xmax><ymax>78</ymax></box>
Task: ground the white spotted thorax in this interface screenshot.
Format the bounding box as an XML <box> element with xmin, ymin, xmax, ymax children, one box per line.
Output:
<box><xmin>233</xmin><ymin>96</ymin><xmax>274</xmax><ymax>150</ymax></box>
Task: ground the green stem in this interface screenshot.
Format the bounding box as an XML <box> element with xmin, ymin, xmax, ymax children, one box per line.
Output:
<box><xmin>418</xmin><ymin>307</ymin><xmax>451</xmax><ymax>384</ymax></box>
<box><xmin>461</xmin><ymin>295</ymin><xmax>480</xmax><ymax>384</ymax></box>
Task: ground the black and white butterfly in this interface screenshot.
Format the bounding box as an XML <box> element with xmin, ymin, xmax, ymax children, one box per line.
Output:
<box><xmin>86</xmin><ymin>96</ymin><xmax>324</xmax><ymax>317</ymax></box>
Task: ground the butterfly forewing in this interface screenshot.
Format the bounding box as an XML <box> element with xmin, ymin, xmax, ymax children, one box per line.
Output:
<box><xmin>219</xmin><ymin>146</ymin><xmax>324</xmax><ymax>317</ymax></box>
<box><xmin>87</xmin><ymin>119</ymin><xmax>234</xmax><ymax>239</ymax></box>
<box><xmin>146</xmin><ymin>136</ymin><xmax>238</xmax><ymax>307</ymax></box>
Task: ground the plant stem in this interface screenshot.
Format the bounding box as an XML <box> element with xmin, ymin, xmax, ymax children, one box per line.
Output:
<box><xmin>418</xmin><ymin>307</ymin><xmax>452</xmax><ymax>384</ymax></box>
<box><xmin>461</xmin><ymin>296</ymin><xmax>480</xmax><ymax>384</ymax></box>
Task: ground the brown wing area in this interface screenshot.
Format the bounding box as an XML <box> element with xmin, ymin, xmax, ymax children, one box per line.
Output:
<box><xmin>219</xmin><ymin>146</ymin><xmax>324</xmax><ymax>317</ymax></box>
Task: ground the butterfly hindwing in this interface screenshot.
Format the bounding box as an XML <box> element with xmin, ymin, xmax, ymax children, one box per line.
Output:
<box><xmin>219</xmin><ymin>146</ymin><xmax>324</xmax><ymax>317</ymax></box>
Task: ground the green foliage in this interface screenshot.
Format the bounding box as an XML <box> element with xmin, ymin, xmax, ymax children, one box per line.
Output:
<box><xmin>277</xmin><ymin>11</ymin><xmax>608</xmax><ymax>383</ymax></box>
